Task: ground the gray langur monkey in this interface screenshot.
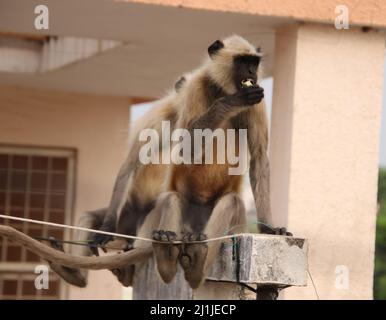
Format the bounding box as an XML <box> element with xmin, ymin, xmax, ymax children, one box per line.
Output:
<box><xmin>48</xmin><ymin>75</ymin><xmax>190</xmax><ymax>287</ymax></box>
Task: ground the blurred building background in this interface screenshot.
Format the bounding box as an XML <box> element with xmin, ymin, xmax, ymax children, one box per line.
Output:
<box><xmin>0</xmin><ymin>0</ymin><xmax>386</xmax><ymax>299</ymax></box>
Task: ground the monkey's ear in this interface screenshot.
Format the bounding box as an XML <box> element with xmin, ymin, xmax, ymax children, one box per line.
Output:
<box><xmin>174</xmin><ymin>76</ymin><xmax>186</xmax><ymax>92</ymax></box>
<box><xmin>256</xmin><ymin>46</ymin><xmax>263</xmax><ymax>56</ymax></box>
<box><xmin>208</xmin><ymin>40</ymin><xmax>224</xmax><ymax>58</ymax></box>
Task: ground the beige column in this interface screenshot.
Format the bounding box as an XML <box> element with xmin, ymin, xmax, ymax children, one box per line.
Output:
<box><xmin>270</xmin><ymin>23</ymin><xmax>385</xmax><ymax>299</ymax></box>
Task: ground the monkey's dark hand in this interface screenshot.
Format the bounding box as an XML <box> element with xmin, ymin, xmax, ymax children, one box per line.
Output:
<box><xmin>259</xmin><ymin>224</ymin><xmax>293</xmax><ymax>236</ymax></box>
<box><xmin>224</xmin><ymin>86</ymin><xmax>264</xmax><ymax>107</ymax></box>
<box><xmin>91</xmin><ymin>219</ymin><xmax>116</xmax><ymax>256</ymax></box>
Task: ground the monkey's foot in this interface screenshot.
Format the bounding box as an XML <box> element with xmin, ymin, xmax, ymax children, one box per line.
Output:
<box><xmin>46</xmin><ymin>237</ymin><xmax>87</xmax><ymax>288</ymax></box>
<box><xmin>111</xmin><ymin>265</ymin><xmax>135</xmax><ymax>287</ymax></box>
<box><xmin>179</xmin><ymin>232</ymin><xmax>208</xmax><ymax>289</ymax></box>
<box><xmin>259</xmin><ymin>225</ymin><xmax>293</xmax><ymax>236</ymax></box>
<box><xmin>152</xmin><ymin>230</ymin><xmax>181</xmax><ymax>283</ymax></box>
<box><xmin>110</xmin><ymin>243</ymin><xmax>135</xmax><ymax>287</ymax></box>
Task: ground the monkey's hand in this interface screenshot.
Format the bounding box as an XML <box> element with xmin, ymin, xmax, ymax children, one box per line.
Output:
<box><xmin>191</xmin><ymin>86</ymin><xmax>264</xmax><ymax>131</ymax></box>
<box><xmin>223</xmin><ymin>86</ymin><xmax>264</xmax><ymax>107</ymax></box>
<box><xmin>91</xmin><ymin>218</ymin><xmax>116</xmax><ymax>256</ymax></box>
<box><xmin>259</xmin><ymin>224</ymin><xmax>293</xmax><ymax>236</ymax></box>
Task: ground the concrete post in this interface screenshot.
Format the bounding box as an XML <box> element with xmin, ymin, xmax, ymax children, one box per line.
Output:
<box><xmin>270</xmin><ymin>23</ymin><xmax>385</xmax><ymax>299</ymax></box>
<box><xmin>132</xmin><ymin>234</ymin><xmax>308</xmax><ymax>299</ymax></box>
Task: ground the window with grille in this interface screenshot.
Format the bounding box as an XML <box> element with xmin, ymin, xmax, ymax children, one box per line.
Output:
<box><xmin>0</xmin><ymin>145</ymin><xmax>75</xmax><ymax>300</ymax></box>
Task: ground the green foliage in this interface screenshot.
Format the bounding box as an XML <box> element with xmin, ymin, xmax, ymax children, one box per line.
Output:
<box><xmin>374</xmin><ymin>168</ymin><xmax>386</xmax><ymax>299</ymax></box>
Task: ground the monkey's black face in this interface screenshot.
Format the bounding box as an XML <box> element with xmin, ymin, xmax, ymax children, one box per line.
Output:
<box><xmin>233</xmin><ymin>54</ymin><xmax>260</xmax><ymax>90</ymax></box>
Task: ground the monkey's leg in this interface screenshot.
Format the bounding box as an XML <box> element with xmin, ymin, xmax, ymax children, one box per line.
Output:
<box><xmin>179</xmin><ymin>231</ymin><xmax>208</xmax><ymax>289</ymax></box>
<box><xmin>180</xmin><ymin>193</ymin><xmax>246</xmax><ymax>289</ymax></box>
<box><xmin>151</xmin><ymin>191</ymin><xmax>184</xmax><ymax>284</ymax></box>
<box><xmin>249</xmin><ymin>150</ymin><xmax>292</xmax><ymax>236</ymax></box>
<box><xmin>131</xmin><ymin>194</ymin><xmax>177</xmax><ymax>282</ymax></box>
<box><xmin>97</xmin><ymin>203</ymin><xmax>163</xmax><ymax>287</ymax></box>
<box><xmin>205</xmin><ymin>192</ymin><xmax>247</xmax><ymax>273</ymax></box>
<box><xmin>109</xmin><ymin>203</ymin><xmax>151</xmax><ymax>287</ymax></box>
<box><xmin>246</xmin><ymin>107</ymin><xmax>292</xmax><ymax>237</ymax></box>
<box><xmin>134</xmin><ymin>204</ymin><xmax>162</xmax><ymax>249</ymax></box>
